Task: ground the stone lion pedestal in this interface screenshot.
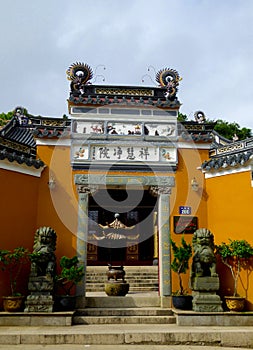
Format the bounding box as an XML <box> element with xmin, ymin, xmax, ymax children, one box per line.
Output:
<box><xmin>190</xmin><ymin>228</ymin><xmax>223</xmax><ymax>313</ymax></box>
<box><xmin>25</xmin><ymin>276</ymin><xmax>54</xmax><ymax>312</ymax></box>
<box><xmin>24</xmin><ymin>226</ymin><xmax>57</xmax><ymax>313</ymax></box>
<box><xmin>191</xmin><ymin>276</ymin><xmax>223</xmax><ymax>312</ymax></box>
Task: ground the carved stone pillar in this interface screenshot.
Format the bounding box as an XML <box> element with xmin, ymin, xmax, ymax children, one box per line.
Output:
<box><xmin>153</xmin><ymin>211</ymin><xmax>158</xmax><ymax>265</ymax></box>
<box><xmin>158</xmin><ymin>186</ymin><xmax>172</xmax><ymax>298</ymax></box>
<box><xmin>151</xmin><ymin>185</ymin><xmax>172</xmax><ymax>300</ymax></box>
<box><xmin>76</xmin><ymin>185</ymin><xmax>98</xmax><ymax>297</ymax></box>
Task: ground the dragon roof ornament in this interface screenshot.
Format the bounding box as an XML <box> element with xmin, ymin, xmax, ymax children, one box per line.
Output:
<box><xmin>155</xmin><ymin>67</ymin><xmax>182</xmax><ymax>100</ymax></box>
<box><xmin>66</xmin><ymin>62</ymin><xmax>93</xmax><ymax>95</ymax></box>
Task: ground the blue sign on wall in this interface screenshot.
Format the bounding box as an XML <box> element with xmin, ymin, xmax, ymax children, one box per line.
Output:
<box><xmin>179</xmin><ymin>206</ymin><xmax>191</xmax><ymax>215</ymax></box>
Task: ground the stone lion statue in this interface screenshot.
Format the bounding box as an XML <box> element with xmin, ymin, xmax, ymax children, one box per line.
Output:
<box><xmin>191</xmin><ymin>228</ymin><xmax>217</xmax><ymax>279</ymax></box>
<box><xmin>30</xmin><ymin>226</ymin><xmax>57</xmax><ymax>278</ymax></box>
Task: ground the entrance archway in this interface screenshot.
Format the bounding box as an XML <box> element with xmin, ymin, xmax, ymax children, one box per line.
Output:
<box><xmin>75</xmin><ymin>173</ymin><xmax>174</xmax><ymax>298</ymax></box>
<box><xmin>88</xmin><ymin>189</ymin><xmax>157</xmax><ymax>266</ymax></box>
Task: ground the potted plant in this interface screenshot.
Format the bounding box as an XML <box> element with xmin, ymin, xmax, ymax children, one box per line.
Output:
<box><xmin>170</xmin><ymin>236</ymin><xmax>192</xmax><ymax>309</ymax></box>
<box><xmin>216</xmin><ymin>239</ymin><xmax>253</xmax><ymax>311</ymax></box>
<box><xmin>54</xmin><ymin>255</ymin><xmax>84</xmax><ymax>311</ymax></box>
<box><xmin>0</xmin><ymin>247</ymin><xmax>30</xmax><ymax>312</ymax></box>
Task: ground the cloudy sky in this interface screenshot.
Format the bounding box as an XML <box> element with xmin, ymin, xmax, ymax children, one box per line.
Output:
<box><xmin>1</xmin><ymin>0</ymin><xmax>253</xmax><ymax>129</ymax></box>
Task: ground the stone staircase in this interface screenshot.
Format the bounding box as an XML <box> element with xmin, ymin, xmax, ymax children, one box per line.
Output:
<box><xmin>1</xmin><ymin>266</ymin><xmax>253</xmax><ymax>347</ymax></box>
<box><xmin>74</xmin><ymin>307</ymin><xmax>175</xmax><ymax>325</ymax></box>
<box><xmin>74</xmin><ymin>293</ymin><xmax>175</xmax><ymax>325</ymax></box>
<box><xmin>86</xmin><ymin>265</ymin><xmax>159</xmax><ymax>292</ymax></box>
<box><xmin>1</xmin><ymin>293</ymin><xmax>253</xmax><ymax>347</ymax></box>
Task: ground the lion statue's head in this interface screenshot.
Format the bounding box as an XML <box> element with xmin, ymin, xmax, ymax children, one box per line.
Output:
<box><xmin>30</xmin><ymin>226</ymin><xmax>57</xmax><ymax>278</ymax></box>
<box><xmin>192</xmin><ymin>228</ymin><xmax>215</xmax><ymax>253</ymax></box>
<box><xmin>33</xmin><ymin>226</ymin><xmax>57</xmax><ymax>253</ymax></box>
<box><xmin>191</xmin><ymin>228</ymin><xmax>217</xmax><ymax>278</ymax></box>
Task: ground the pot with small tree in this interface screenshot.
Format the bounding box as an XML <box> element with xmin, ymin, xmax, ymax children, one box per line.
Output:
<box><xmin>0</xmin><ymin>247</ymin><xmax>30</xmax><ymax>312</ymax></box>
<box><xmin>216</xmin><ymin>239</ymin><xmax>253</xmax><ymax>311</ymax></box>
<box><xmin>54</xmin><ymin>255</ymin><xmax>84</xmax><ymax>311</ymax></box>
<box><xmin>170</xmin><ymin>236</ymin><xmax>192</xmax><ymax>309</ymax></box>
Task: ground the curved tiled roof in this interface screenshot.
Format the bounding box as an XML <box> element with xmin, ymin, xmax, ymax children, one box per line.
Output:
<box><xmin>201</xmin><ymin>151</ymin><xmax>253</xmax><ymax>172</ymax></box>
<box><xmin>0</xmin><ymin>115</ymin><xmax>44</xmax><ymax>169</ymax></box>
<box><xmin>0</xmin><ymin>148</ymin><xmax>44</xmax><ymax>169</ymax></box>
<box><xmin>32</xmin><ymin>128</ymin><xmax>70</xmax><ymax>138</ymax></box>
<box><xmin>0</xmin><ymin>117</ymin><xmax>36</xmax><ymax>148</ymax></box>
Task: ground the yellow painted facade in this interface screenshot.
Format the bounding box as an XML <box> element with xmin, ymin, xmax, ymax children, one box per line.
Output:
<box><xmin>3</xmin><ymin>140</ymin><xmax>252</xmax><ymax>308</ymax></box>
<box><xmin>0</xmin><ymin>66</ymin><xmax>252</xmax><ymax>310</ymax></box>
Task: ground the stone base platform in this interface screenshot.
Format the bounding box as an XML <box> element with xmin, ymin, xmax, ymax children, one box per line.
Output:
<box><xmin>173</xmin><ymin>309</ymin><xmax>253</xmax><ymax>326</ymax></box>
<box><xmin>0</xmin><ymin>311</ymin><xmax>74</xmax><ymax>326</ymax></box>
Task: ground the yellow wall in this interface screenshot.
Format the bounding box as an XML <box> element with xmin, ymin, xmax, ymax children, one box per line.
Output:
<box><xmin>36</xmin><ymin>145</ymin><xmax>77</xmax><ymax>260</ymax></box>
<box><xmin>170</xmin><ymin>147</ymin><xmax>209</xmax><ymax>294</ymax></box>
<box><xmin>1</xmin><ymin>141</ymin><xmax>252</xmax><ymax>310</ymax></box>
<box><xmin>0</xmin><ymin>168</ymin><xmax>39</xmax><ymax>300</ymax></box>
<box><xmin>206</xmin><ymin>170</ymin><xmax>253</xmax><ymax>309</ymax></box>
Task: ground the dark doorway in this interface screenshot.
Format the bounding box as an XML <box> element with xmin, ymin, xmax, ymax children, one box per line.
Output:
<box><xmin>87</xmin><ymin>189</ymin><xmax>157</xmax><ymax>265</ymax></box>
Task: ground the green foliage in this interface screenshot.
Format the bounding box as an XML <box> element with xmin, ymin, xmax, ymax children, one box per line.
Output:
<box><xmin>0</xmin><ymin>108</ymin><xmax>29</xmax><ymax>127</ymax></box>
<box><xmin>0</xmin><ymin>111</ymin><xmax>14</xmax><ymax>126</ymax></box>
<box><xmin>177</xmin><ymin>112</ymin><xmax>188</xmax><ymax>122</ymax></box>
<box><xmin>216</xmin><ymin>239</ymin><xmax>253</xmax><ymax>296</ymax></box>
<box><xmin>0</xmin><ymin>247</ymin><xmax>30</xmax><ymax>296</ymax></box>
<box><xmin>213</xmin><ymin>119</ymin><xmax>252</xmax><ymax>140</ymax></box>
<box><xmin>56</xmin><ymin>256</ymin><xmax>84</xmax><ymax>295</ymax></box>
<box><xmin>217</xmin><ymin>240</ymin><xmax>253</xmax><ymax>259</ymax></box>
<box><xmin>177</xmin><ymin>112</ymin><xmax>252</xmax><ymax>141</ymax></box>
<box><xmin>170</xmin><ymin>236</ymin><xmax>192</xmax><ymax>295</ymax></box>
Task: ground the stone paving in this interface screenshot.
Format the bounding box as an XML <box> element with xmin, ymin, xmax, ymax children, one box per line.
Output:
<box><xmin>0</xmin><ymin>324</ymin><xmax>252</xmax><ymax>348</ymax></box>
<box><xmin>0</xmin><ymin>345</ymin><xmax>252</xmax><ymax>350</ymax></box>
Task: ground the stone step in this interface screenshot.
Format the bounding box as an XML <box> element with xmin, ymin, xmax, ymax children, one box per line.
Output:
<box><xmin>73</xmin><ymin>315</ymin><xmax>176</xmax><ymax>325</ymax></box>
<box><xmin>86</xmin><ymin>281</ymin><xmax>158</xmax><ymax>289</ymax></box>
<box><xmin>86</xmin><ymin>275</ymin><xmax>159</xmax><ymax>280</ymax></box>
<box><xmin>86</xmin><ymin>274</ymin><xmax>158</xmax><ymax>278</ymax></box>
<box><xmin>0</xmin><ymin>324</ymin><xmax>252</xmax><ymax>347</ymax></box>
<box><xmin>86</xmin><ymin>279</ymin><xmax>158</xmax><ymax>283</ymax></box>
<box><xmin>86</xmin><ymin>271</ymin><xmax>158</xmax><ymax>274</ymax></box>
<box><xmin>75</xmin><ymin>307</ymin><xmax>173</xmax><ymax>316</ymax></box>
<box><xmin>84</xmin><ymin>295</ymin><xmax>162</xmax><ymax>308</ymax></box>
<box><xmin>86</xmin><ymin>287</ymin><xmax>158</xmax><ymax>293</ymax></box>
<box><xmin>86</xmin><ymin>266</ymin><xmax>159</xmax><ymax>294</ymax></box>
<box><xmin>87</xmin><ymin>266</ymin><xmax>158</xmax><ymax>271</ymax></box>
<box><xmin>86</xmin><ymin>287</ymin><xmax>158</xmax><ymax>292</ymax></box>
<box><xmin>74</xmin><ymin>306</ymin><xmax>175</xmax><ymax>325</ymax></box>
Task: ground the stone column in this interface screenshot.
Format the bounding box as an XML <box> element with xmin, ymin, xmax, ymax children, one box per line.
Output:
<box><xmin>76</xmin><ymin>185</ymin><xmax>98</xmax><ymax>300</ymax></box>
<box><xmin>153</xmin><ymin>211</ymin><xmax>158</xmax><ymax>265</ymax></box>
<box><xmin>158</xmin><ymin>187</ymin><xmax>172</xmax><ymax>297</ymax></box>
<box><xmin>151</xmin><ymin>185</ymin><xmax>172</xmax><ymax>306</ymax></box>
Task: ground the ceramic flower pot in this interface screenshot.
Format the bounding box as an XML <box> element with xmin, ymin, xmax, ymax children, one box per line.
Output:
<box><xmin>224</xmin><ymin>296</ymin><xmax>245</xmax><ymax>312</ymax></box>
<box><xmin>2</xmin><ymin>296</ymin><xmax>24</xmax><ymax>312</ymax></box>
<box><xmin>172</xmin><ymin>295</ymin><xmax>193</xmax><ymax>310</ymax></box>
<box><xmin>54</xmin><ymin>295</ymin><xmax>76</xmax><ymax>311</ymax></box>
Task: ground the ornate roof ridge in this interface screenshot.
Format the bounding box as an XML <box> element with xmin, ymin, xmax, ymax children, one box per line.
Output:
<box><xmin>66</xmin><ymin>63</ymin><xmax>182</xmax><ymax>108</ymax></box>
<box><xmin>68</xmin><ymin>94</ymin><xmax>181</xmax><ymax>109</ymax></box>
